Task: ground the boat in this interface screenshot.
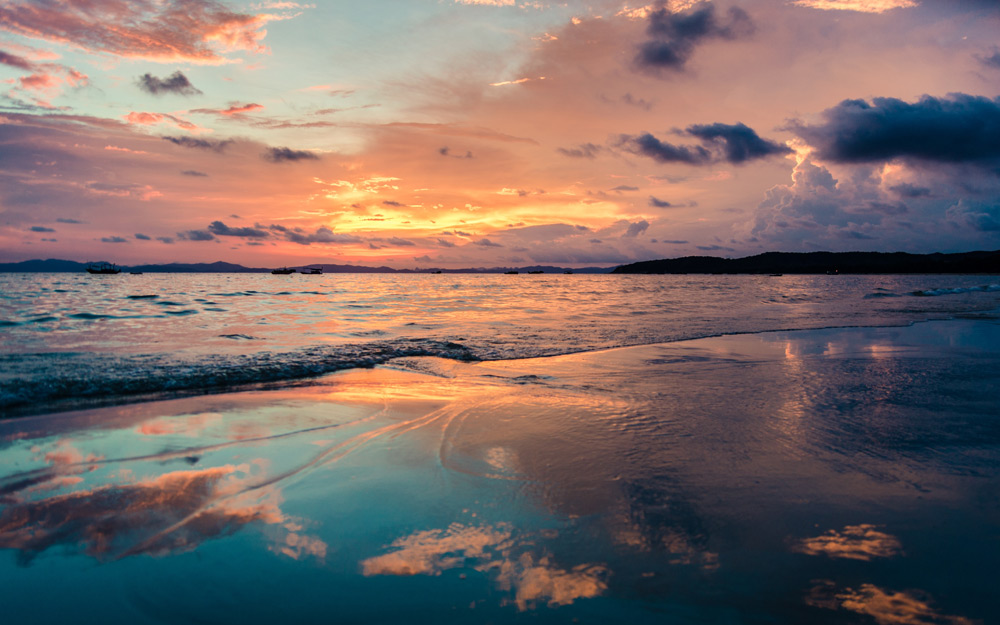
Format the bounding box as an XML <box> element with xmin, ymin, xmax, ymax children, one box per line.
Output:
<box><xmin>86</xmin><ymin>262</ymin><xmax>121</xmax><ymax>274</ymax></box>
<box><xmin>504</xmin><ymin>270</ymin><xmax>519</xmax><ymax>275</ymax></box>
<box><xmin>299</xmin><ymin>266</ymin><xmax>323</xmax><ymax>275</ymax></box>
<box><xmin>271</xmin><ymin>267</ymin><xmax>295</xmax><ymax>275</ymax></box>
<box><xmin>129</xmin><ymin>271</ymin><xmax>143</xmax><ymax>275</ymax></box>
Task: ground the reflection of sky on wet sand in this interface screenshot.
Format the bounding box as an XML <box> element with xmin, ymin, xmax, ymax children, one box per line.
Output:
<box><xmin>361</xmin><ymin>523</ymin><xmax>609</xmax><ymax>611</ymax></box>
<box><xmin>808</xmin><ymin>581</ymin><xmax>977</xmax><ymax>625</ymax></box>
<box><xmin>791</xmin><ymin>524</ymin><xmax>902</xmax><ymax>561</ymax></box>
<box><xmin>0</xmin><ymin>320</ymin><xmax>997</xmax><ymax>622</ymax></box>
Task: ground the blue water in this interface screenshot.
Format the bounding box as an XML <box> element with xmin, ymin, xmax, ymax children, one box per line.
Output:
<box><xmin>2</xmin><ymin>272</ymin><xmax>998</xmax><ymax>416</ymax></box>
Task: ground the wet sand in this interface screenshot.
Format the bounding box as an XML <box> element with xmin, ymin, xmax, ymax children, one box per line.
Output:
<box><xmin>1</xmin><ymin>319</ymin><xmax>998</xmax><ymax>624</ymax></box>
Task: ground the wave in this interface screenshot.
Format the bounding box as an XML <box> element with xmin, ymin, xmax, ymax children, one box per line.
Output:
<box><xmin>911</xmin><ymin>284</ymin><xmax>1000</xmax><ymax>297</ymax></box>
<box><xmin>0</xmin><ymin>339</ymin><xmax>479</xmax><ymax>417</ymax></box>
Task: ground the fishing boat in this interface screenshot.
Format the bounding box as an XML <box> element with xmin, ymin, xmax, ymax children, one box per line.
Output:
<box><xmin>271</xmin><ymin>267</ymin><xmax>295</xmax><ymax>275</ymax></box>
<box><xmin>86</xmin><ymin>262</ymin><xmax>121</xmax><ymax>274</ymax></box>
<box><xmin>299</xmin><ymin>266</ymin><xmax>323</xmax><ymax>275</ymax></box>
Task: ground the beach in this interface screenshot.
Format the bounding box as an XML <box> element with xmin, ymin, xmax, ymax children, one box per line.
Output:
<box><xmin>2</xmin><ymin>317</ymin><xmax>998</xmax><ymax>624</ymax></box>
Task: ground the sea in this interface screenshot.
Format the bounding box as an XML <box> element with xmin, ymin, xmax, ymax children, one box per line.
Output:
<box><xmin>1</xmin><ymin>272</ymin><xmax>999</xmax><ymax>416</ymax></box>
<box><xmin>1</xmin><ymin>272</ymin><xmax>999</xmax><ymax>624</ymax></box>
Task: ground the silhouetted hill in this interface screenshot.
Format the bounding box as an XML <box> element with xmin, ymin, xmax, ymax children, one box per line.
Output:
<box><xmin>0</xmin><ymin>259</ymin><xmax>615</xmax><ymax>274</ymax></box>
<box><xmin>129</xmin><ymin>261</ymin><xmax>268</xmax><ymax>273</ymax></box>
<box><xmin>613</xmin><ymin>250</ymin><xmax>1000</xmax><ymax>274</ymax></box>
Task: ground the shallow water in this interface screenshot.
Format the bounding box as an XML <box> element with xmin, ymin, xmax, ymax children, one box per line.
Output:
<box><xmin>1</xmin><ymin>319</ymin><xmax>998</xmax><ymax>624</ymax></box>
<box><xmin>2</xmin><ymin>273</ymin><xmax>999</xmax><ymax>415</ymax></box>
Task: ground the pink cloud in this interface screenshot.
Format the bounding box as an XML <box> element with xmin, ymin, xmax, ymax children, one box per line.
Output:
<box><xmin>0</xmin><ymin>1</ymin><xmax>301</xmax><ymax>64</ymax></box>
<box><xmin>1</xmin><ymin>47</ymin><xmax>89</xmax><ymax>104</ymax></box>
<box><xmin>18</xmin><ymin>72</ymin><xmax>58</xmax><ymax>90</ymax></box>
<box><xmin>124</xmin><ymin>111</ymin><xmax>207</xmax><ymax>133</ymax></box>
<box><xmin>221</xmin><ymin>102</ymin><xmax>265</xmax><ymax>115</ymax></box>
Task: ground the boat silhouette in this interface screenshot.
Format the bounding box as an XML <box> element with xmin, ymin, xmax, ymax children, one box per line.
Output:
<box><xmin>86</xmin><ymin>262</ymin><xmax>121</xmax><ymax>274</ymax></box>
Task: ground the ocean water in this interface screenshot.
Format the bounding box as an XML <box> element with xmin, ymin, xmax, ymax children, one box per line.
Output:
<box><xmin>1</xmin><ymin>273</ymin><xmax>1000</xmax><ymax>624</ymax></box>
<box><xmin>1</xmin><ymin>272</ymin><xmax>999</xmax><ymax>416</ymax></box>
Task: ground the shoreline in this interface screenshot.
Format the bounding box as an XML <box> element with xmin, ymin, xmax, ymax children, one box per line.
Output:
<box><xmin>3</xmin><ymin>312</ymin><xmax>999</xmax><ymax>420</ymax></box>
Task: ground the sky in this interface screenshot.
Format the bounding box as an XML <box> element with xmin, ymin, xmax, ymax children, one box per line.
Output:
<box><xmin>1</xmin><ymin>0</ymin><xmax>999</xmax><ymax>268</ymax></box>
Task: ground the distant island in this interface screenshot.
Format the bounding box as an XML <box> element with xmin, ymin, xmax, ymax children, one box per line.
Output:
<box><xmin>3</xmin><ymin>250</ymin><xmax>999</xmax><ymax>274</ymax></box>
<box><xmin>613</xmin><ymin>250</ymin><xmax>1000</xmax><ymax>275</ymax></box>
<box><xmin>0</xmin><ymin>259</ymin><xmax>614</xmax><ymax>274</ymax></box>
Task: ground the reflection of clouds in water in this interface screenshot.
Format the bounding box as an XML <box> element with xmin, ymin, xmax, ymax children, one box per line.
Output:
<box><xmin>136</xmin><ymin>412</ymin><xmax>223</xmax><ymax>437</ymax></box>
<box><xmin>361</xmin><ymin>523</ymin><xmax>513</xmax><ymax>576</ymax></box>
<box><xmin>271</xmin><ymin>521</ymin><xmax>328</xmax><ymax>561</ymax></box>
<box><xmin>496</xmin><ymin>553</ymin><xmax>608</xmax><ymax>611</ymax></box>
<box><xmin>792</xmin><ymin>524</ymin><xmax>902</xmax><ymax>561</ymax></box>
<box><xmin>0</xmin><ymin>463</ymin><xmax>325</xmax><ymax>564</ymax></box>
<box><xmin>361</xmin><ymin>523</ymin><xmax>608</xmax><ymax>611</ymax></box>
<box><xmin>808</xmin><ymin>581</ymin><xmax>975</xmax><ymax>625</ymax></box>
<box><xmin>35</xmin><ymin>439</ymin><xmax>103</xmax><ymax>467</ymax></box>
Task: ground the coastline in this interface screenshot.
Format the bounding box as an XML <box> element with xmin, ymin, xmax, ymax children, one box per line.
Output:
<box><xmin>1</xmin><ymin>317</ymin><xmax>998</xmax><ymax>623</ymax></box>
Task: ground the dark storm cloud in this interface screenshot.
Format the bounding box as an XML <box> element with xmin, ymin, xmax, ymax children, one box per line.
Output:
<box><xmin>207</xmin><ymin>220</ymin><xmax>269</xmax><ymax>238</ymax></box>
<box><xmin>686</xmin><ymin>122</ymin><xmax>792</xmax><ymax>163</ymax></box>
<box><xmin>636</xmin><ymin>2</ymin><xmax>754</xmax><ymax>73</ymax></box>
<box><xmin>474</xmin><ymin>238</ymin><xmax>503</xmax><ymax>247</ymax></box>
<box><xmin>888</xmin><ymin>183</ymin><xmax>931</xmax><ymax>198</ymax></box>
<box><xmin>134</xmin><ymin>233</ymin><xmax>151</xmax><ymax>240</ymax></box>
<box><xmin>793</xmin><ymin>94</ymin><xmax>1000</xmax><ymax>167</ymax></box>
<box><xmin>162</xmin><ymin>136</ymin><xmax>232</xmax><ymax>152</ymax></box>
<box><xmin>181</xmin><ymin>170</ymin><xmax>208</xmax><ymax>177</ymax></box>
<box><xmin>56</xmin><ymin>218</ymin><xmax>84</xmax><ymax>224</ymax></box>
<box><xmin>557</xmin><ymin>143</ymin><xmax>603</xmax><ymax>159</ymax></box>
<box><xmin>620</xmin><ymin>122</ymin><xmax>789</xmax><ymax>166</ymax></box>
<box><xmin>384</xmin><ymin>237</ymin><xmax>415</xmax><ymax>246</ymax></box>
<box><xmin>29</xmin><ymin>226</ymin><xmax>55</xmax><ymax>232</ymax></box>
<box><xmin>101</xmin><ymin>236</ymin><xmax>128</xmax><ymax>243</ymax></box>
<box><xmin>137</xmin><ymin>71</ymin><xmax>202</xmax><ymax>96</ymax></box>
<box><xmin>611</xmin><ymin>185</ymin><xmax>639</xmax><ymax>192</ymax></box>
<box><xmin>263</xmin><ymin>147</ymin><xmax>320</xmax><ymax>163</ymax></box>
<box><xmin>649</xmin><ymin>196</ymin><xmax>673</xmax><ymax>208</ymax></box>
<box><xmin>382</xmin><ymin>200</ymin><xmax>405</xmax><ymax>207</ymax></box>
<box><xmin>623</xmin><ymin>220</ymin><xmax>650</xmax><ymax>238</ymax></box>
<box><xmin>178</xmin><ymin>229</ymin><xmax>215</xmax><ymax>241</ymax></box>
<box><xmin>621</xmin><ymin>132</ymin><xmax>712</xmax><ymax>164</ymax></box>
<box><xmin>284</xmin><ymin>226</ymin><xmax>361</xmax><ymax>245</ymax></box>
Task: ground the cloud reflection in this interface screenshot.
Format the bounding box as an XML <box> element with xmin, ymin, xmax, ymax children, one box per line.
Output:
<box><xmin>361</xmin><ymin>523</ymin><xmax>608</xmax><ymax>611</ymax></box>
<box><xmin>791</xmin><ymin>524</ymin><xmax>902</xmax><ymax>561</ymax></box>
<box><xmin>0</xmin><ymin>464</ymin><xmax>325</xmax><ymax>565</ymax></box>
<box><xmin>808</xmin><ymin>581</ymin><xmax>976</xmax><ymax>625</ymax></box>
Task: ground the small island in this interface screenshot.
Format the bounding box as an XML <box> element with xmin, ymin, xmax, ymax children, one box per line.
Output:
<box><xmin>613</xmin><ymin>250</ymin><xmax>1000</xmax><ymax>275</ymax></box>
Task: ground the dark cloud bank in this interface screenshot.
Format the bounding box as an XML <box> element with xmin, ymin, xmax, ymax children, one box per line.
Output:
<box><xmin>621</xmin><ymin>122</ymin><xmax>790</xmax><ymax>165</ymax></box>
<box><xmin>793</xmin><ymin>94</ymin><xmax>1000</xmax><ymax>168</ymax></box>
<box><xmin>635</xmin><ymin>2</ymin><xmax>754</xmax><ymax>73</ymax></box>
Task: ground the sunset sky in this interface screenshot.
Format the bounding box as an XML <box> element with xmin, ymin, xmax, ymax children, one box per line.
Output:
<box><xmin>2</xmin><ymin>0</ymin><xmax>999</xmax><ymax>268</ymax></box>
